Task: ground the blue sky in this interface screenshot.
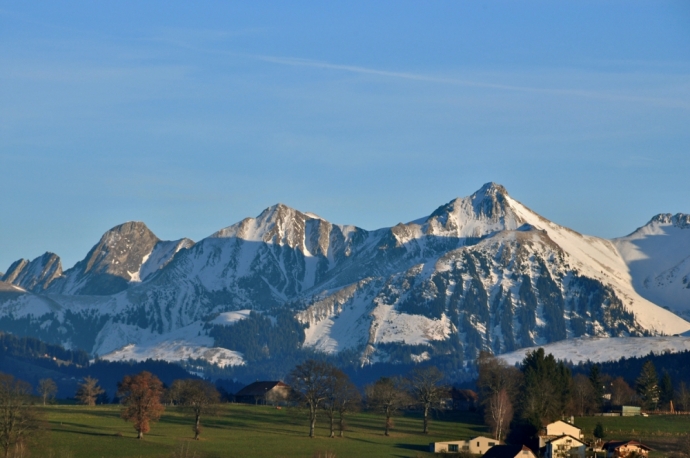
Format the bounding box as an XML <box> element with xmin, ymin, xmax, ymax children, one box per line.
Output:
<box><xmin>1</xmin><ymin>1</ymin><xmax>689</xmax><ymax>270</ymax></box>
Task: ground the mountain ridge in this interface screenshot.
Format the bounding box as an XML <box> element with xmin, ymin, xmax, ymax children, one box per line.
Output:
<box><xmin>2</xmin><ymin>183</ymin><xmax>689</xmax><ymax>375</ymax></box>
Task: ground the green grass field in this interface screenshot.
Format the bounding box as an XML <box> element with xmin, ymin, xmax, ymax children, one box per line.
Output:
<box><xmin>26</xmin><ymin>405</ymin><xmax>690</xmax><ymax>458</ymax></box>
<box><xmin>31</xmin><ymin>404</ymin><xmax>487</xmax><ymax>458</ymax></box>
<box><xmin>576</xmin><ymin>415</ymin><xmax>690</xmax><ymax>457</ymax></box>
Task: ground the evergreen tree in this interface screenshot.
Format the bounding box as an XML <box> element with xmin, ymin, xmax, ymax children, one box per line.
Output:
<box><xmin>589</xmin><ymin>365</ymin><xmax>604</xmax><ymax>412</ymax></box>
<box><xmin>659</xmin><ymin>371</ymin><xmax>674</xmax><ymax>410</ymax></box>
<box><xmin>636</xmin><ymin>360</ymin><xmax>660</xmax><ymax>411</ymax></box>
<box><xmin>519</xmin><ymin>348</ymin><xmax>572</xmax><ymax>428</ymax></box>
<box><xmin>593</xmin><ymin>422</ymin><xmax>605</xmax><ymax>439</ymax></box>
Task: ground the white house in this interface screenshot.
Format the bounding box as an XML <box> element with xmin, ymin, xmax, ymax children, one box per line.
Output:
<box><xmin>545</xmin><ymin>435</ymin><xmax>586</xmax><ymax>458</ymax></box>
<box><xmin>545</xmin><ymin>420</ymin><xmax>583</xmax><ymax>439</ymax></box>
<box><xmin>430</xmin><ymin>436</ymin><xmax>500</xmax><ymax>454</ymax></box>
<box><xmin>540</xmin><ymin>420</ymin><xmax>584</xmax><ymax>448</ymax></box>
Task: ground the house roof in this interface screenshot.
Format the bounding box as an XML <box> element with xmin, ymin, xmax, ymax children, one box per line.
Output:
<box><xmin>482</xmin><ymin>445</ymin><xmax>535</xmax><ymax>458</ymax></box>
<box><xmin>549</xmin><ymin>435</ymin><xmax>585</xmax><ymax>446</ymax></box>
<box><xmin>546</xmin><ymin>420</ymin><xmax>581</xmax><ymax>431</ymax></box>
<box><xmin>603</xmin><ymin>440</ymin><xmax>652</xmax><ymax>452</ymax></box>
<box><xmin>235</xmin><ymin>381</ymin><xmax>288</xmax><ymax>397</ymax></box>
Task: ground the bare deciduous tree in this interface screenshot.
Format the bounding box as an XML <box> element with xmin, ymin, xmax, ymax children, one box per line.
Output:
<box><xmin>610</xmin><ymin>377</ymin><xmax>637</xmax><ymax>406</ymax></box>
<box><xmin>476</xmin><ymin>352</ymin><xmax>520</xmax><ymax>441</ymax></box>
<box><xmin>486</xmin><ymin>388</ymin><xmax>513</xmax><ymax>443</ymax></box>
<box><xmin>287</xmin><ymin>359</ymin><xmax>334</xmax><ymax>438</ymax></box>
<box><xmin>37</xmin><ymin>378</ymin><xmax>57</xmax><ymax>406</ymax></box>
<box><xmin>75</xmin><ymin>376</ymin><xmax>104</xmax><ymax>406</ymax></box>
<box><xmin>0</xmin><ymin>373</ymin><xmax>42</xmax><ymax>458</ymax></box>
<box><xmin>572</xmin><ymin>374</ymin><xmax>595</xmax><ymax>416</ymax></box>
<box><xmin>176</xmin><ymin>379</ymin><xmax>220</xmax><ymax>440</ymax></box>
<box><xmin>164</xmin><ymin>379</ymin><xmax>185</xmax><ymax>406</ymax></box>
<box><xmin>366</xmin><ymin>376</ymin><xmax>408</xmax><ymax>436</ymax></box>
<box><xmin>118</xmin><ymin>371</ymin><xmax>165</xmax><ymax>439</ymax></box>
<box><xmin>406</xmin><ymin>366</ymin><xmax>448</xmax><ymax>434</ymax></box>
<box><xmin>321</xmin><ymin>368</ymin><xmax>361</xmax><ymax>438</ymax></box>
<box><xmin>677</xmin><ymin>382</ymin><xmax>690</xmax><ymax>413</ymax></box>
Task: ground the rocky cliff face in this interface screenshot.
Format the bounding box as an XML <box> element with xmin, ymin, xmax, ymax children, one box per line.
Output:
<box><xmin>1</xmin><ymin>183</ymin><xmax>688</xmax><ymax>370</ymax></box>
<box><xmin>1</xmin><ymin>252</ymin><xmax>62</xmax><ymax>292</ymax></box>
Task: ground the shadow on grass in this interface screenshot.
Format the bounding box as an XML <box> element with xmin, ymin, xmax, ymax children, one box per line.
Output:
<box><xmin>395</xmin><ymin>442</ymin><xmax>429</xmax><ymax>452</ymax></box>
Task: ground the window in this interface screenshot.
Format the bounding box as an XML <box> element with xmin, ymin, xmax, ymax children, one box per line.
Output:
<box><xmin>448</xmin><ymin>445</ymin><xmax>458</xmax><ymax>452</ymax></box>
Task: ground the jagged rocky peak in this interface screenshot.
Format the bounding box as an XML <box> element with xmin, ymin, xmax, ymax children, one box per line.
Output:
<box><xmin>1</xmin><ymin>252</ymin><xmax>62</xmax><ymax>292</ymax></box>
<box><xmin>213</xmin><ymin>203</ymin><xmax>309</xmax><ymax>242</ymax></box>
<box><xmin>212</xmin><ymin>202</ymin><xmax>354</xmax><ymax>255</ymax></box>
<box><xmin>422</xmin><ymin>182</ymin><xmax>523</xmax><ymax>238</ymax></box>
<box><xmin>1</xmin><ymin>259</ymin><xmax>29</xmax><ymax>284</ymax></box>
<box><xmin>81</xmin><ymin>221</ymin><xmax>160</xmax><ymax>277</ymax></box>
<box><xmin>649</xmin><ymin>213</ymin><xmax>690</xmax><ymax>229</ymax></box>
<box><xmin>44</xmin><ymin>221</ymin><xmax>162</xmax><ymax>295</ymax></box>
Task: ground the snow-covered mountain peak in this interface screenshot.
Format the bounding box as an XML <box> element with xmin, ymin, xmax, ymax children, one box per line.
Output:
<box><xmin>419</xmin><ymin>182</ymin><xmax>522</xmax><ymax>239</ymax></box>
<box><xmin>614</xmin><ymin>212</ymin><xmax>690</xmax><ymax>314</ymax></box>
<box><xmin>213</xmin><ymin>203</ymin><xmax>308</xmax><ymax>240</ymax></box>
<box><xmin>648</xmin><ymin>213</ymin><xmax>690</xmax><ymax>230</ymax></box>
<box><xmin>474</xmin><ymin>181</ymin><xmax>509</xmax><ymax>199</ymax></box>
<box><xmin>210</xmin><ymin>203</ymin><xmax>361</xmax><ymax>258</ymax></box>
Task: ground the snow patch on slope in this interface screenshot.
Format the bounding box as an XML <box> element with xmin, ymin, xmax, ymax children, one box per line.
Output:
<box><xmin>614</xmin><ymin>214</ymin><xmax>690</xmax><ymax>314</ymax></box>
<box><xmin>95</xmin><ymin>321</ymin><xmax>244</xmax><ymax>367</ymax></box>
<box><xmin>299</xmin><ymin>281</ymin><xmax>375</xmax><ymax>353</ymax></box>
<box><xmin>370</xmin><ymin>304</ymin><xmax>453</xmax><ymax>345</ymax></box>
<box><xmin>211</xmin><ymin>309</ymin><xmax>252</xmax><ymax>326</ymax></box>
<box><xmin>505</xmin><ymin>195</ymin><xmax>690</xmax><ymax>335</ymax></box>
<box><xmin>499</xmin><ymin>335</ymin><xmax>690</xmax><ymax>366</ymax></box>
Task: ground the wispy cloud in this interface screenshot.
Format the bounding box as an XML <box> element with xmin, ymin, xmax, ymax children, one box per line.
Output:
<box><xmin>249</xmin><ymin>54</ymin><xmax>690</xmax><ymax>110</ymax></box>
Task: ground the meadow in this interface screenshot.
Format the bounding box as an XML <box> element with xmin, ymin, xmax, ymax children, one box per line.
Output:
<box><xmin>576</xmin><ymin>415</ymin><xmax>690</xmax><ymax>457</ymax></box>
<box><xmin>32</xmin><ymin>404</ymin><xmax>487</xmax><ymax>458</ymax></box>
<box><xmin>27</xmin><ymin>404</ymin><xmax>690</xmax><ymax>458</ymax></box>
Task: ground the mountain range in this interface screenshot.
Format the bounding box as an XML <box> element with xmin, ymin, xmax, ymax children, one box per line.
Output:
<box><xmin>1</xmin><ymin>183</ymin><xmax>689</xmax><ymax>374</ymax></box>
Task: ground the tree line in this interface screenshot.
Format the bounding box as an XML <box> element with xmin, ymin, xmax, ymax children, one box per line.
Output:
<box><xmin>476</xmin><ymin>348</ymin><xmax>690</xmax><ymax>445</ymax></box>
<box><xmin>0</xmin><ymin>370</ymin><xmax>222</xmax><ymax>457</ymax></box>
<box><xmin>286</xmin><ymin>359</ymin><xmax>449</xmax><ymax>438</ymax></box>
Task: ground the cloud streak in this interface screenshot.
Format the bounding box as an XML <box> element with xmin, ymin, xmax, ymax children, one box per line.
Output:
<box><xmin>250</xmin><ymin>54</ymin><xmax>690</xmax><ymax>110</ymax></box>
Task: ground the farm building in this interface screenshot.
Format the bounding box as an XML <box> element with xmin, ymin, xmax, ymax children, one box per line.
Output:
<box><xmin>234</xmin><ymin>381</ymin><xmax>290</xmax><ymax>405</ymax></box>
<box><xmin>602</xmin><ymin>440</ymin><xmax>652</xmax><ymax>458</ymax></box>
<box><xmin>609</xmin><ymin>406</ymin><xmax>642</xmax><ymax>416</ymax></box>
<box><xmin>429</xmin><ymin>436</ymin><xmax>499</xmax><ymax>454</ymax></box>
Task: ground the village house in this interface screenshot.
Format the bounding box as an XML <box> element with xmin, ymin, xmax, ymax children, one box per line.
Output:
<box><xmin>539</xmin><ymin>420</ymin><xmax>584</xmax><ymax>448</ymax></box>
<box><xmin>544</xmin><ymin>435</ymin><xmax>586</xmax><ymax>458</ymax></box>
<box><xmin>234</xmin><ymin>381</ymin><xmax>290</xmax><ymax>405</ymax></box>
<box><xmin>602</xmin><ymin>440</ymin><xmax>652</xmax><ymax>458</ymax></box>
<box><xmin>482</xmin><ymin>445</ymin><xmax>538</xmax><ymax>458</ymax></box>
<box><xmin>430</xmin><ymin>436</ymin><xmax>500</xmax><ymax>454</ymax></box>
